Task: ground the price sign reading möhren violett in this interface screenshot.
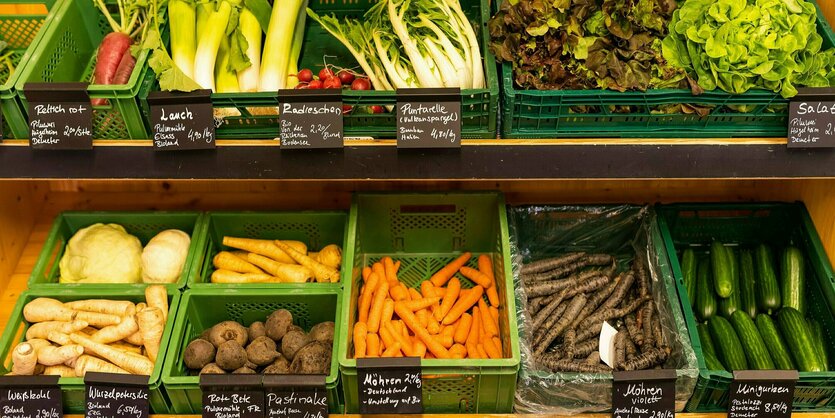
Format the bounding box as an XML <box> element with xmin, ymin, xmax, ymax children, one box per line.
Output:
<box><xmin>729</xmin><ymin>370</ymin><xmax>798</xmax><ymax>418</ymax></box>
<box><xmin>396</xmin><ymin>88</ymin><xmax>461</xmax><ymax>148</ymax></box>
<box><xmin>278</xmin><ymin>89</ymin><xmax>343</xmax><ymax>149</ymax></box>
<box><xmin>788</xmin><ymin>87</ymin><xmax>835</xmax><ymax>148</ymax></box>
<box><xmin>24</xmin><ymin>82</ymin><xmax>92</xmax><ymax>150</ymax></box>
<box><xmin>200</xmin><ymin>374</ymin><xmax>264</xmax><ymax>418</ymax></box>
<box><xmin>612</xmin><ymin>369</ymin><xmax>676</xmax><ymax>418</ymax></box>
<box><xmin>0</xmin><ymin>375</ymin><xmax>63</xmax><ymax>418</ymax></box>
<box><xmin>147</xmin><ymin>90</ymin><xmax>215</xmax><ymax>151</ymax></box>
<box><xmin>263</xmin><ymin>374</ymin><xmax>328</xmax><ymax>418</ymax></box>
<box><xmin>357</xmin><ymin>357</ymin><xmax>422</xmax><ymax>414</ymax></box>
<box><xmin>84</xmin><ymin>372</ymin><xmax>149</xmax><ymax>418</ymax></box>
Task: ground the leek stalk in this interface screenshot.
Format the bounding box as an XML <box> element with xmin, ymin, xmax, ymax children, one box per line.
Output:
<box><xmin>169</xmin><ymin>0</ymin><xmax>196</xmax><ymax>79</ymax></box>
<box><xmin>194</xmin><ymin>1</ymin><xmax>235</xmax><ymax>91</ymax></box>
<box><xmin>260</xmin><ymin>0</ymin><xmax>305</xmax><ymax>91</ymax></box>
<box><xmin>237</xmin><ymin>7</ymin><xmax>261</xmax><ymax>91</ymax></box>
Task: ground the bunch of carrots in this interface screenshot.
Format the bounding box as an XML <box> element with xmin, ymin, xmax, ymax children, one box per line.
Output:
<box><xmin>352</xmin><ymin>252</ymin><xmax>504</xmax><ymax>360</ymax></box>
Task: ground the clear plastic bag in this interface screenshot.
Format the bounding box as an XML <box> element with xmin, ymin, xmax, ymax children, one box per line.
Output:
<box><xmin>508</xmin><ymin>205</ymin><xmax>698</xmax><ymax>414</ymax></box>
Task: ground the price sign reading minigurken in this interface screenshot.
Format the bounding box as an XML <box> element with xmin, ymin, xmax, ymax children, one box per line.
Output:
<box><xmin>729</xmin><ymin>370</ymin><xmax>798</xmax><ymax>418</ymax></box>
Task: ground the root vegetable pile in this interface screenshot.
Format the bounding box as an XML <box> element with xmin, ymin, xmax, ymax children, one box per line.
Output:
<box><xmin>183</xmin><ymin>310</ymin><xmax>334</xmax><ymax>375</ymax></box>
<box><xmin>211</xmin><ymin>237</ymin><xmax>342</xmax><ymax>284</ymax></box>
<box><xmin>8</xmin><ymin>285</ymin><xmax>169</xmax><ymax>377</ymax></box>
<box><xmin>522</xmin><ymin>252</ymin><xmax>669</xmax><ymax>372</ymax></box>
<box><xmin>352</xmin><ymin>253</ymin><xmax>504</xmax><ymax>359</ymax></box>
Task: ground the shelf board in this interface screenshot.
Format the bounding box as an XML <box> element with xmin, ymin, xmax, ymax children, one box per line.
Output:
<box><xmin>1</xmin><ymin>139</ymin><xmax>835</xmax><ymax>179</ymax></box>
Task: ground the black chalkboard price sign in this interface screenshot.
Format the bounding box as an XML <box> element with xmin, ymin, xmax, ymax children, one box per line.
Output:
<box><xmin>0</xmin><ymin>375</ymin><xmax>63</xmax><ymax>418</ymax></box>
<box><xmin>396</xmin><ymin>88</ymin><xmax>461</xmax><ymax>149</ymax></box>
<box><xmin>84</xmin><ymin>372</ymin><xmax>149</xmax><ymax>418</ymax></box>
<box><xmin>612</xmin><ymin>369</ymin><xmax>676</xmax><ymax>418</ymax></box>
<box><xmin>24</xmin><ymin>82</ymin><xmax>92</xmax><ymax>150</ymax></box>
<box><xmin>788</xmin><ymin>87</ymin><xmax>835</xmax><ymax>148</ymax></box>
<box><xmin>278</xmin><ymin>89</ymin><xmax>343</xmax><ymax>149</ymax></box>
<box><xmin>147</xmin><ymin>90</ymin><xmax>215</xmax><ymax>151</ymax></box>
<box><xmin>729</xmin><ymin>370</ymin><xmax>798</xmax><ymax>418</ymax></box>
<box><xmin>263</xmin><ymin>374</ymin><xmax>328</xmax><ymax>418</ymax></box>
<box><xmin>200</xmin><ymin>374</ymin><xmax>264</xmax><ymax>418</ymax></box>
<box><xmin>356</xmin><ymin>357</ymin><xmax>422</xmax><ymax>414</ymax></box>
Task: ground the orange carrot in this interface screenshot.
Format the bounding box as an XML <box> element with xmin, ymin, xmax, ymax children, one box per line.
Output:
<box><xmin>426</xmin><ymin>311</ymin><xmax>441</xmax><ymax>335</ymax></box>
<box><xmin>483</xmin><ymin>335</ymin><xmax>501</xmax><ymax>359</ymax></box>
<box><xmin>479</xmin><ymin>255</ymin><xmax>500</xmax><ymax>307</ymax></box>
<box><xmin>486</xmin><ymin>286</ymin><xmax>500</xmax><ymax>308</ymax></box>
<box><xmin>382</xmin><ymin>342</ymin><xmax>402</xmax><ymax>357</ymax></box>
<box><xmin>367</xmin><ymin>280</ymin><xmax>389</xmax><ymax>333</ymax></box>
<box><xmin>384</xmin><ymin>257</ymin><xmax>396</xmax><ymax>283</ymax></box>
<box><xmin>420</xmin><ymin>281</ymin><xmax>435</xmax><ymax>298</ymax></box>
<box><xmin>353</xmin><ymin>322</ymin><xmax>368</xmax><ymax>358</ymax></box>
<box><xmin>366</xmin><ymin>333</ymin><xmax>380</xmax><ymax>358</ymax></box>
<box><xmin>385</xmin><ymin>322</ymin><xmax>415</xmax><ymax>356</ymax></box>
<box><xmin>442</xmin><ymin>324</ymin><xmax>456</xmax><ymax>340</ymax></box>
<box><xmin>394</xmin><ymin>302</ymin><xmax>451</xmax><ymax>358</ymax></box>
<box><xmin>468</xmin><ymin>307</ymin><xmax>481</xmax><ymax>346</ymax></box>
<box><xmin>381</xmin><ymin>299</ymin><xmax>395</xmax><ymax>324</ymax></box>
<box><xmin>408</xmin><ymin>288</ymin><xmax>423</xmax><ymax>301</ymax></box>
<box><xmin>379</xmin><ymin>325</ymin><xmax>395</xmax><ymax>349</ymax></box>
<box><xmin>443</xmin><ymin>286</ymin><xmax>484</xmax><ymax>325</ymax></box>
<box><xmin>426</xmin><ymin>352</ymin><xmax>436</xmax><ymax>360</ymax></box>
<box><xmin>372</xmin><ymin>262</ymin><xmax>387</xmax><ymax>285</ymax></box>
<box><xmin>449</xmin><ymin>344</ymin><xmax>467</xmax><ymax>359</ymax></box>
<box><xmin>453</xmin><ymin>313</ymin><xmax>472</xmax><ymax>344</ymax></box>
<box><xmin>430</xmin><ymin>252</ymin><xmax>472</xmax><ymax>287</ymax></box>
<box><xmin>466</xmin><ymin>341</ymin><xmax>480</xmax><ymax>359</ymax></box>
<box><xmin>393</xmin><ymin>260</ymin><xmax>401</xmax><ymax>273</ymax></box>
<box><xmin>358</xmin><ymin>273</ymin><xmax>380</xmax><ymax>323</ymax></box>
<box><xmin>492</xmin><ymin>337</ymin><xmax>503</xmax><ymax>355</ymax></box>
<box><xmin>437</xmin><ymin>277</ymin><xmax>461</xmax><ymax>321</ymax></box>
<box><xmin>404</xmin><ymin>297</ymin><xmax>441</xmax><ymax>311</ymax></box>
<box><xmin>476</xmin><ymin>344</ymin><xmax>488</xmax><ymax>359</ymax></box>
<box><xmin>416</xmin><ymin>309</ymin><xmax>429</xmax><ymax>329</ymax></box>
<box><xmin>413</xmin><ymin>340</ymin><xmax>427</xmax><ymax>358</ymax></box>
<box><xmin>390</xmin><ymin>284</ymin><xmax>409</xmax><ymax>301</ymax></box>
<box><xmin>400</xmin><ymin>285</ymin><xmax>413</xmax><ymax>301</ymax></box>
<box><xmin>432</xmin><ymin>334</ymin><xmax>454</xmax><ymax>349</ymax></box>
<box><xmin>479</xmin><ymin>299</ymin><xmax>498</xmax><ymax>337</ymax></box>
<box><xmin>459</xmin><ymin>266</ymin><xmax>492</xmax><ymax>288</ymax></box>
<box><xmin>362</xmin><ymin>267</ymin><xmax>372</xmax><ymax>281</ymax></box>
<box><xmin>490</xmin><ymin>306</ymin><xmax>499</xmax><ymax>325</ymax></box>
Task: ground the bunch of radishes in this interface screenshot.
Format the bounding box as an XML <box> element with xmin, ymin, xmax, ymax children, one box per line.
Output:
<box><xmin>294</xmin><ymin>66</ymin><xmax>384</xmax><ymax>114</ymax></box>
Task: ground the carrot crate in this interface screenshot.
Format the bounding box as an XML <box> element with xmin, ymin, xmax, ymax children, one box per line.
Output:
<box><xmin>338</xmin><ymin>192</ymin><xmax>520</xmax><ymax>413</ymax></box>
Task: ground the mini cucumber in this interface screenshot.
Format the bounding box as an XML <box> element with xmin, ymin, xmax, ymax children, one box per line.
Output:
<box><xmin>755</xmin><ymin>314</ymin><xmax>796</xmax><ymax>370</ymax></box>
<box><xmin>696</xmin><ymin>258</ymin><xmax>716</xmax><ymax>322</ymax></box>
<box><xmin>781</xmin><ymin>246</ymin><xmax>805</xmax><ymax>315</ymax></box>
<box><xmin>719</xmin><ymin>247</ymin><xmax>741</xmax><ymax>318</ymax></box>
<box><xmin>807</xmin><ymin>318</ymin><xmax>829</xmax><ymax>371</ymax></box>
<box><xmin>731</xmin><ymin>311</ymin><xmax>774</xmax><ymax>370</ymax></box>
<box><xmin>709</xmin><ymin>316</ymin><xmax>748</xmax><ymax>371</ymax></box>
<box><xmin>711</xmin><ymin>241</ymin><xmax>734</xmax><ymax>298</ymax></box>
<box><xmin>739</xmin><ymin>249</ymin><xmax>757</xmax><ymax>318</ymax></box>
<box><xmin>777</xmin><ymin>307</ymin><xmax>824</xmax><ymax>372</ymax></box>
<box><xmin>703</xmin><ymin>350</ymin><xmax>726</xmax><ymax>371</ymax></box>
<box><xmin>697</xmin><ymin>323</ymin><xmax>717</xmax><ymax>357</ymax></box>
<box><xmin>755</xmin><ymin>244</ymin><xmax>781</xmax><ymax>311</ymax></box>
<box><xmin>681</xmin><ymin>248</ymin><xmax>698</xmax><ymax>308</ymax></box>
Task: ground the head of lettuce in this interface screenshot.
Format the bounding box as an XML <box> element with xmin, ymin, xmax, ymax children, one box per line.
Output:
<box><xmin>59</xmin><ymin>223</ymin><xmax>143</xmax><ymax>284</ymax></box>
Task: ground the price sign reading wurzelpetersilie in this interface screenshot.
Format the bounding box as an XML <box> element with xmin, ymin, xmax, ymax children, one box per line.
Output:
<box><xmin>278</xmin><ymin>89</ymin><xmax>343</xmax><ymax>149</ymax></box>
<box><xmin>84</xmin><ymin>372</ymin><xmax>149</xmax><ymax>418</ymax></box>
<box><xmin>788</xmin><ymin>87</ymin><xmax>835</xmax><ymax>148</ymax></box>
<box><xmin>356</xmin><ymin>357</ymin><xmax>422</xmax><ymax>414</ymax></box>
<box><xmin>200</xmin><ymin>374</ymin><xmax>264</xmax><ymax>418</ymax></box>
<box><xmin>147</xmin><ymin>89</ymin><xmax>215</xmax><ymax>151</ymax></box>
<box><xmin>729</xmin><ymin>370</ymin><xmax>798</xmax><ymax>418</ymax></box>
<box><xmin>612</xmin><ymin>369</ymin><xmax>675</xmax><ymax>418</ymax></box>
<box><xmin>24</xmin><ymin>82</ymin><xmax>92</xmax><ymax>150</ymax></box>
<box><xmin>396</xmin><ymin>88</ymin><xmax>461</xmax><ymax>148</ymax></box>
<box><xmin>0</xmin><ymin>375</ymin><xmax>63</xmax><ymax>418</ymax></box>
<box><xmin>263</xmin><ymin>374</ymin><xmax>328</xmax><ymax>418</ymax></box>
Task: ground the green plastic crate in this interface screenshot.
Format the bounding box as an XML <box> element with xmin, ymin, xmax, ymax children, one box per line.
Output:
<box><xmin>11</xmin><ymin>0</ymin><xmax>152</xmax><ymax>139</ymax></box>
<box><xmin>339</xmin><ymin>192</ymin><xmax>520</xmax><ymax>413</ymax></box>
<box><xmin>0</xmin><ymin>288</ymin><xmax>181</xmax><ymax>413</ymax></box>
<box><xmin>29</xmin><ymin>211</ymin><xmax>206</xmax><ymax>290</ymax></box>
<box><xmin>656</xmin><ymin>202</ymin><xmax>835</xmax><ymax>411</ymax></box>
<box><xmin>500</xmin><ymin>2</ymin><xmax>834</xmax><ymax>139</ymax></box>
<box><xmin>139</xmin><ymin>0</ymin><xmax>498</xmax><ymax>139</ymax></box>
<box><xmin>161</xmin><ymin>288</ymin><xmax>344</xmax><ymax>414</ymax></box>
<box><xmin>0</xmin><ymin>0</ymin><xmax>58</xmax><ymax>139</ymax></box>
<box><xmin>188</xmin><ymin>211</ymin><xmax>350</xmax><ymax>288</ymax></box>
<box><xmin>508</xmin><ymin>205</ymin><xmax>698</xmax><ymax>413</ymax></box>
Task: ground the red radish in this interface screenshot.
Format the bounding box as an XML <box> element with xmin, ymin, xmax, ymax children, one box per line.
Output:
<box><xmin>298</xmin><ymin>69</ymin><xmax>313</xmax><ymax>83</ymax></box>
<box><xmin>318</xmin><ymin>68</ymin><xmax>334</xmax><ymax>81</ymax></box>
<box><xmin>93</xmin><ymin>32</ymin><xmax>132</xmax><ymax>86</ymax></box>
<box><xmin>371</xmin><ymin>105</ymin><xmax>384</xmax><ymax>114</ymax></box>
<box><xmin>338</xmin><ymin>70</ymin><xmax>355</xmax><ymax>84</ymax></box>
<box><xmin>309</xmin><ymin>79</ymin><xmax>323</xmax><ymax>89</ymax></box>
<box><xmin>342</xmin><ymin>105</ymin><xmax>353</xmax><ymax>114</ymax></box>
<box><xmin>92</xmin><ymin>48</ymin><xmax>136</xmax><ymax>106</ymax></box>
<box><xmin>323</xmin><ymin>77</ymin><xmax>342</xmax><ymax>89</ymax></box>
<box><xmin>351</xmin><ymin>78</ymin><xmax>371</xmax><ymax>91</ymax></box>
<box><xmin>295</xmin><ymin>83</ymin><xmax>309</xmax><ymax>89</ymax></box>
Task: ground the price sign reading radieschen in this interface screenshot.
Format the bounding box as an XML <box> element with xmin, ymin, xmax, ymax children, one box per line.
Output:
<box><xmin>612</xmin><ymin>369</ymin><xmax>676</xmax><ymax>418</ymax></box>
<box><xmin>147</xmin><ymin>90</ymin><xmax>215</xmax><ymax>150</ymax></box>
<box><xmin>278</xmin><ymin>89</ymin><xmax>343</xmax><ymax>149</ymax></box>
<box><xmin>0</xmin><ymin>375</ymin><xmax>63</xmax><ymax>418</ymax></box>
<box><xmin>84</xmin><ymin>372</ymin><xmax>149</xmax><ymax>418</ymax></box>
<box><xmin>356</xmin><ymin>357</ymin><xmax>422</xmax><ymax>414</ymax></box>
<box><xmin>24</xmin><ymin>82</ymin><xmax>92</xmax><ymax>150</ymax></box>
<box><xmin>729</xmin><ymin>370</ymin><xmax>798</xmax><ymax>418</ymax></box>
<box><xmin>263</xmin><ymin>374</ymin><xmax>328</xmax><ymax>418</ymax></box>
<box><xmin>788</xmin><ymin>87</ymin><xmax>835</xmax><ymax>148</ymax></box>
<box><xmin>200</xmin><ymin>374</ymin><xmax>264</xmax><ymax>418</ymax></box>
<box><xmin>396</xmin><ymin>88</ymin><xmax>461</xmax><ymax>148</ymax></box>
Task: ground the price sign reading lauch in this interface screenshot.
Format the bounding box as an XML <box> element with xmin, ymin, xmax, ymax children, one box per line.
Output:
<box><xmin>84</xmin><ymin>372</ymin><xmax>149</xmax><ymax>418</ymax></box>
<box><xmin>788</xmin><ymin>87</ymin><xmax>835</xmax><ymax>148</ymax></box>
<box><xmin>24</xmin><ymin>82</ymin><xmax>92</xmax><ymax>150</ymax></box>
<box><xmin>147</xmin><ymin>89</ymin><xmax>215</xmax><ymax>151</ymax></box>
<box><xmin>278</xmin><ymin>89</ymin><xmax>343</xmax><ymax>149</ymax></box>
<box><xmin>357</xmin><ymin>357</ymin><xmax>422</xmax><ymax>414</ymax></box>
<box><xmin>200</xmin><ymin>374</ymin><xmax>264</xmax><ymax>418</ymax></box>
<box><xmin>612</xmin><ymin>369</ymin><xmax>676</xmax><ymax>418</ymax></box>
<box><xmin>396</xmin><ymin>88</ymin><xmax>461</xmax><ymax>149</ymax></box>
<box><xmin>729</xmin><ymin>370</ymin><xmax>798</xmax><ymax>418</ymax></box>
<box><xmin>0</xmin><ymin>375</ymin><xmax>63</xmax><ymax>418</ymax></box>
<box><xmin>263</xmin><ymin>374</ymin><xmax>328</xmax><ymax>418</ymax></box>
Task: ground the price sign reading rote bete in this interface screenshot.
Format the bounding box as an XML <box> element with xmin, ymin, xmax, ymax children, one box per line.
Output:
<box><xmin>788</xmin><ymin>87</ymin><xmax>835</xmax><ymax>148</ymax></box>
<box><xmin>263</xmin><ymin>374</ymin><xmax>328</xmax><ymax>418</ymax></box>
<box><xmin>357</xmin><ymin>357</ymin><xmax>422</xmax><ymax>414</ymax></box>
<box><xmin>0</xmin><ymin>375</ymin><xmax>63</xmax><ymax>418</ymax></box>
<box><xmin>729</xmin><ymin>370</ymin><xmax>798</xmax><ymax>418</ymax></box>
<box><xmin>24</xmin><ymin>82</ymin><xmax>92</xmax><ymax>150</ymax></box>
<box><xmin>147</xmin><ymin>90</ymin><xmax>215</xmax><ymax>151</ymax></box>
<box><xmin>200</xmin><ymin>374</ymin><xmax>264</xmax><ymax>418</ymax></box>
<box><xmin>612</xmin><ymin>369</ymin><xmax>676</xmax><ymax>418</ymax></box>
<box><xmin>84</xmin><ymin>372</ymin><xmax>149</xmax><ymax>418</ymax></box>
<box><xmin>396</xmin><ymin>88</ymin><xmax>461</xmax><ymax>148</ymax></box>
<box><xmin>278</xmin><ymin>89</ymin><xmax>343</xmax><ymax>149</ymax></box>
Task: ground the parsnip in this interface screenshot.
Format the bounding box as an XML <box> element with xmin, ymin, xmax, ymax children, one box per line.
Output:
<box><xmin>24</xmin><ymin>298</ymin><xmax>74</xmax><ymax>322</ymax></box>
<box><xmin>37</xmin><ymin>345</ymin><xmax>83</xmax><ymax>366</ymax></box>
<box><xmin>137</xmin><ymin>307</ymin><xmax>165</xmax><ymax>362</ymax></box>
<box><xmin>71</xmin><ymin>355</ymin><xmax>129</xmax><ymax>376</ymax></box>
<box><xmin>26</xmin><ymin>320</ymin><xmax>88</xmax><ymax>340</ymax></box>
<box><xmin>69</xmin><ymin>333</ymin><xmax>154</xmax><ymax>375</ymax></box>
<box><xmin>92</xmin><ymin>314</ymin><xmax>138</xmax><ymax>344</ymax></box>
<box><xmin>145</xmin><ymin>285</ymin><xmax>168</xmax><ymax>322</ymax></box>
<box><xmin>43</xmin><ymin>365</ymin><xmax>75</xmax><ymax>377</ymax></box>
<box><xmin>64</xmin><ymin>300</ymin><xmax>135</xmax><ymax>317</ymax></box>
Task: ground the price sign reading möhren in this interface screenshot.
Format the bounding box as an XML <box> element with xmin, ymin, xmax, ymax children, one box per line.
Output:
<box><xmin>357</xmin><ymin>357</ymin><xmax>422</xmax><ymax>414</ymax></box>
<box><xmin>612</xmin><ymin>369</ymin><xmax>676</xmax><ymax>418</ymax></box>
<box><xmin>729</xmin><ymin>370</ymin><xmax>797</xmax><ymax>418</ymax></box>
<box><xmin>0</xmin><ymin>375</ymin><xmax>63</xmax><ymax>418</ymax></box>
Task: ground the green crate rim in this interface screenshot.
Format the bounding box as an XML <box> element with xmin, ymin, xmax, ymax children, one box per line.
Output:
<box><xmin>27</xmin><ymin>210</ymin><xmax>207</xmax><ymax>290</ymax></box>
<box><xmin>186</xmin><ymin>210</ymin><xmax>351</xmax><ymax>289</ymax></box>
<box><xmin>0</xmin><ymin>0</ymin><xmax>59</xmax><ymax>94</ymax></box>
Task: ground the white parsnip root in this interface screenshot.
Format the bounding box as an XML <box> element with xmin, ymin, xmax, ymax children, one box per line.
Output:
<box><xmin>11</xmin><ymin>342</ymin><xmax>38</xmax><ymax>375</ymax></box>
<box><xmin>71</xmin><ymin>355</ymin><xmax>129</xmax><ymax>375</ymax></box>
<box><xmin>37</xmin><ymin>344</ymin><xmax>83</xmax><ymax>366</ymax></box>
<box><xmin>70</xmin><ymin>333</ymin><xmax>154</xmax><ymax>375</ymax></box>
<box><xmin>43</xmin><ymin>365</ymin><xmax>75</xmax><ymax>377</ymax></box>
<box><xmin>144</xmin><ymin>286</ymin><xmax>168</xmax><ymax>322</ymax></box>
<box><xmin>26</xmin><ymin>320</ymin><xmax>89</xmax><ymax>340</ymax></box>
<box><xmin>137</xmin><ymin>307</ymin><xmax>165</xmax><ymax>362</ymax></box>
<box><xmin>64</xmin><ymin>300</ymin><xmax>135</xmax><ymax>317</ymax></box>
<box><xmin>24</xmin><ymin>298</ymin><xmax>74</xmax><ymax>322</ymax></box>
<box><xmin>92</xmin><ymin>314</ymin><xmax>138</xmax><ymax>344</ymax></box>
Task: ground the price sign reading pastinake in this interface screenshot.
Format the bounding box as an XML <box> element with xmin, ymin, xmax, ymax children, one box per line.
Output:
<box><xmin>278</xmin><ymin>89</ymin><xmax>343</xmax><ymax>149</ymax></box>
<box><xmin>200</xmin><ymin>374</ymin><xmax>264</xmax><ymax>418</ymax></box>
<box><xmin>729</xmin><ymin>370</ymin><xmax>797</xmax><ymax>418</ymax></box>
<box><xmin>263</xmin><ymin>374</ymin><xmax>328</xmax><ymax>418</ymax></box>
<box><xmin>0</xmin><ymin>375</ymin><xmax>63</xmax><ymax>418</ymax></box>
<box><xmin>357</xmin><ymin>357</ymin><xmax>422</xmax><ymax>414</ymax></box>
<box><xmin>396</xmin><ymin>88</ymin><xmax>461</xmax><ymax>148</ymax></box>
<box><xmin>24</xmin><ymin>82</ymin><xmax>92</xmax><ymax>150</ymax></box>
<box><xmin>788</xmin><ymin>87</ymin><xmax>835</xmax><ymax>148</ymax></box>
<box><xmin>84</xmin><ymin>372</ymin><xmax>149</xmax><ymax>418</ymax></box>
<box><xmin>612</xmin><ymin>369</ymin><xmax>675</xmax><ymax>418</ymax></box>
<box><xmin>147</xmin><ymin>90</ymin><xmax>215</xmax><ymax>151</ymax></box>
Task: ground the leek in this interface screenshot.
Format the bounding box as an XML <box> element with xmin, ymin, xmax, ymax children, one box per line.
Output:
<box><xmin>169</xmin><ymin>0</ymin><xmax>196</xmax><ymax>79</ymax></box>
<box><xmin>286</xmin><ymin>0</ymin><xmax>308</xmax><ymax>89</ymax></box>
<box><xmin>194</xmin><ymin>1</ymin><xmax>237</xmax><ymax>91</ymax></box>
<box><xmin>215</xmin><ymin>38</ymin><xmax>240</xmax><ymax>93</ymax></box>
<box><xmin>237</xmin><ymin>7</ymin><xmax>261</xmax><ymax>91</ymax></box>
<box><xmin>260</xmin><ymin>0</ymin><xmax>305</xmax><ymax>91</ymax></box>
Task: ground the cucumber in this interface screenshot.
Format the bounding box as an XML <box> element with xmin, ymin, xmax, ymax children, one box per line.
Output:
<box><xmin>709</xmin><ymin>316</ymin><xmax>748</xmax><ymax>371</ymax></box>
<box><xmin>730</xmin><ymin>311</ymin><xmax>775</xmax><ymax>369</ymax></box>
<box><xmin>777</xmin><ymin>307</ymin><xmax>824</xmax><ymax>372</ymax></box>
<box><xmin>711</xmin><ymin>241</ymin><xmax>734</xmax><ymax>298</ymax></box>
<box><xmin>697</xmin><ymin>323</ymin><xmax>717</xmax><ymax>357</ymax></box>
<box><xmin>703</xmin><ymin>350</ymin><xmax>726</xmax><ymax>371</ymax></box>
<box><xmin>755</xmin><ymin>314</ymin><xmax>796</xmax><ymax>370</ymax></box>
<box><xmin>719</xmin><ymin>247</ymin><xmax>741</xmax><ymax>318</ymax></box>
<box><xmin>755</xmin><ymin>244</ymin><xmax>781</xmax><ymax>311</ymax></box>
<box><xmin>739</xmin><ymin>249</ymin><xmax>758</xmax><ymax>318</ymax></box>
<box><xmin>781</xmin><ymin>246</ymin><xmax>805</xmax><ymax>315</ymax></box>
<box><xmin>681</xmin><ymin>248</ymin><xmax>698</xmax><ymax>308</ymax></box>
<box><xmin>807</xmin><ymin>318</ymin><xmax>829</xmax><ymax>371</ymax></box>
<box><xmin>696</xmin><ymin>258</ymin><xmax>716</xmax><ymax>322</ymax></box>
